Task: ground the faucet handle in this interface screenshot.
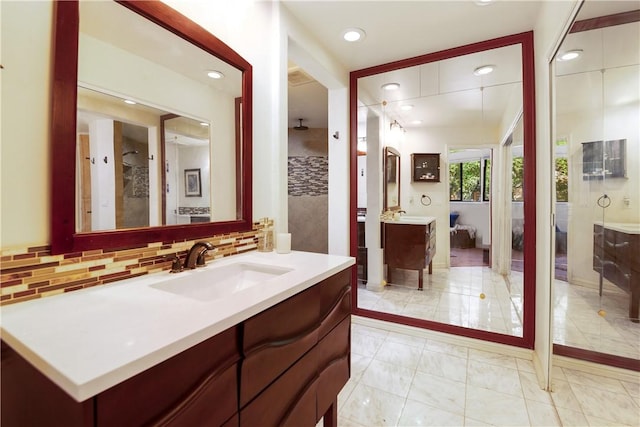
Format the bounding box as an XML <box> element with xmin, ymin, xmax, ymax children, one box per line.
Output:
<box><xmin>169</xmin><ymin>256</ymin><xmax>183</xmax><ymax>273</ymax></box>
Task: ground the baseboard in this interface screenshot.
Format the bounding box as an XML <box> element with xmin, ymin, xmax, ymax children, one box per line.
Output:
<box><xmin>351</xmin><ymin>315</ymin><xmax>533</xmax><ymax>361</ymax></box>
<box><xmin>553</xmin><ymin>355</ymin><xmax>640</xmax><ymax>384</ymax></box>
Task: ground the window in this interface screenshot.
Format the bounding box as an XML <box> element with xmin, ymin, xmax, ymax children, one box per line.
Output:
<box><xmin>483</xmin><ymin>159</ymin><xmax>491</xmax><ymax>201</ymax></box>
<box><xmin>555</xmin><ymin>138</ymin><xmax>568</xmax><ymax>202</ymax></box>
<box><xmin>450</xmin><ymin>160</ymin><xmax>483</xmax><ymax>201</ymax></box>
<box><xmin>512</xmin><ymin>156</ymin><xmax>524</xmax><ymax>201</ymax></box>
<box><xmin>555</xmin><ymin>157</ymin><xmax>568</xmax><ymax>202</ymax></box>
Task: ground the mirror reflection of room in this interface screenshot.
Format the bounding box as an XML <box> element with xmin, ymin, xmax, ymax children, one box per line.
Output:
<box><xmin>356</xmin><ymin>41</ymin><xmax>527</xmax><ymax>338</ymax></box>
<box><xmin>552</xmin><ymin>3</ymin><xmax>639</xmax><ymax>362</ymax></box>
<box><xmin>76</xmin><ymin>0</ymin><xmax>240</xmax><ymax>233</ymax></box>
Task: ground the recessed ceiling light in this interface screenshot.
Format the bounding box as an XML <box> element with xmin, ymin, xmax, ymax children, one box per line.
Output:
<box><xmin>381</xmin><ymin>82</ymin><xmax>400</xmax><ymax>91</ymax></box>
<box><xmin>124</xmin><ymin>99</ymin><xmax>136</xmax><ymax>105</ymax></box>
<box><xmin>475</xmin><ymin>0</ymin><xmax>494</xmax><ymax>6</ymax></box>
<box><xmin>207</xmin><ymin>70</ymin><xmax>224</xmax><ymax>79</ymax></box>
<box><xmin>557</xmin><ymin>49</ymin><xmax>583</xmax><ymax>61</ymax></box>
<box><xmin>342</xmin><ymin>28</ymin><xmax>365</xmax><ymax>42</ymax></box>
<box><xmin>400</xmin><ymin>105</ymin><xmax>414</xmax><ymax>111</ymax></box>
<box><xmin>473</xmin><ymin>65</ymin><xmax>495</xmax><ymax>76</ymax></box>
<box><xmin>200</xmin><ymin>122</ymin><xmax>209</xmax><ymax>127</ymax></box>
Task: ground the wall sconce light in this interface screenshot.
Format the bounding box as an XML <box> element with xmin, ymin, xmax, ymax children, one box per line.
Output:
<box><xmin>390</xmin><ymin>119</ymin><xmax>404</xmax><ymax>132</ymax></box>
<box><xmin>389</xmin><ymin>120</ymin><xmax>405</xmax><ymax>145</ymax></box>
<box><xmin>357</xmin><ymin>137</ymin><xmax>367</xmax><ymax>153</ymax></box>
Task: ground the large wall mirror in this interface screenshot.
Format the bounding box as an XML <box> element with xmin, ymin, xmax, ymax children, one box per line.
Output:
<box><xmin>552</xmin><ymin>2</ymin><xmax>639</xmax><ymax>370</ymax></box>
<box><xmin>350</xmin><ymin>32</ymin><xmax>536</xmax><ymax>348</ymax></box>
<box><xmin>51</xmin><ymin>0</ymin><xmax>252</xmax><ymax>254</ymax></box>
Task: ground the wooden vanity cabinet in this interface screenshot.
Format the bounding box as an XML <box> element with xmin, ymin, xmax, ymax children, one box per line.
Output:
<box><xmin>1</xmin><ymin>267</ymin><xmax>352</xmax><ymax>427</ymax></box>
<box><xmin>96</xmin><ymin>326</ymin><xmax>240</xmax><ymax>427</ymax></box>
<box><xmin>593</xmin><ymin>224</ymin><xmax>640</xmax><ymax>322</ymax></box>
<box><xmin>384</xmin><ymin>220</ymin><xmax>436</xmax><ymax>290</ymax></box>
<box><xmin>240</xmin><ymin>267</ymin><xmax>351</xmax><ymax>427</ymax></box>
<box><xmin>0</xmin><ymin>326</ymin><xmax>240</xmax><ymax>427</ymax></box>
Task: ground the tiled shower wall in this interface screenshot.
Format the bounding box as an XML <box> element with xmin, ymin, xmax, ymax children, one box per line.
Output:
<box><xmin>0</xmin><ymin>221</ymin><xmax>268</xmax><ymax>306</ymax></box>
<box><xmin>288</xmin><ymin>128</ymin><xmax>328</xmax><ymax>254</ymax></box>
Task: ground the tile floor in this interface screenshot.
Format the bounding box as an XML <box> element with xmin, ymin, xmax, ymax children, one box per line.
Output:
<box><xmin>357</xmin><ymin>266</ymin><xmax>524</xmax><ymax>336</ymax></box>
<box><xmin>358</xmin><ymin>265</ymin><xmax>640</xmax><ymax>360</ymax></box>
<box><xmin>331</xmin><ymin>321</ymin><xmax>640</xmax><ymax>426</ymax></box>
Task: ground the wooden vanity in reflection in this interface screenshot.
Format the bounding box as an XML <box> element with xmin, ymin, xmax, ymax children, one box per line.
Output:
<box><xmin>384</xmin><ymin>218</ymin><xmax>437</xmax><ymax>290</ymax></box>
<box><xmin>593</xmin><ymin>223</ymin><xmax>640</xmax><ymax>322</ymax></box>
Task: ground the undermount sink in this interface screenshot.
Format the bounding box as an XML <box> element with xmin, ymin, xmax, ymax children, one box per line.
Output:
<box><xmin>151</xmin><ymin>262</ymin><xmax>293</xmax><ymax>301</ymax></box>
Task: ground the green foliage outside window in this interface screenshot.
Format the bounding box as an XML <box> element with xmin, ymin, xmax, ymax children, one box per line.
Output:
<box><xmin>450</xmin><ymin>160</ymin><xmax>483</xmax><ymax>201</ymax></box>
<box><xmin>512</xmin><ymin>157</ymin><xmax>524</xmax><ymax>201</ymax></box>
<box><xmin>483</xmin><ymin>159</ymin><xmax>491</xmax><ymax>201</ymax></box>
<box><xmin>449</xmin><ymin>163</ymin><xmax>461</xmax><ymax>200</ymax></box>
<box><xmin>555</xmin><ymin>157</ymin><xmax>568</xmax><ymax>202</ymax></box>
<box><xmin>462</xmin><ymin>161</ymin><xmax>481</xmax><ymax>201</ymax></box>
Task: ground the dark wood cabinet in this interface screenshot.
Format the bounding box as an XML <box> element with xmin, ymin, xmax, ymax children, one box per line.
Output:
<box><xmin>582</xmin><ymin>139</ymin><xmax>626</xmax><ymax>180</ymax></box>
<box><xmin>411</xmin><ymin>153</ymin><xmax>441</xmax><ymax>182</ymax></box>
<box><xmin>384</xmin><ymin>220</ymin><xmax>436</xmax><ymax>290</ymax></box>
<box><xmin>1</xmin><ymin>326</ymin><xmax>240</xmax><ymax>427</ymax></box>
<box><xmin>357</xmin><ymin>221</ymin><xmax>367</xmax><ymax>281</ymax></box>
<box><xmin>240</xmin><ymin>268</ymin><xmax>351</xmax><ymax>426</ymax></box>
<box><xmin>1</xmin><ymin>268</ymin><xmax>352</xmax><ymax>427</ymax></box>
<box><xmin>593</xmin><ymin>224</ymin><xmax>639</xmax><ymax>322</ymax></box>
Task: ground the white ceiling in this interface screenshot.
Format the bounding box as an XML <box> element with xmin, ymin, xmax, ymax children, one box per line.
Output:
<box><xmin>80</xmin><ymin>1</ymin><xmax>242</xmax><ymax>98</ymax></box>
<box><xmin>285</xmin><ymin>0</ymin><xmax>639</xmax><ymax>130</ymax></box>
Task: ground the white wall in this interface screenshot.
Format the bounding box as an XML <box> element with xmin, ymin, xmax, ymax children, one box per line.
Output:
<box><xmin>450</xmin><ymin>202</ymin><xmax>491</xmax><ymax>245</ymax></box>
<box><xmin>357</xmin><ymin>155</ymin><xmax>367</xmax><ymax>208</ymax></box>
<box><xmin>284</xmin><ymin>9</ymin><xmax>350</xmax><ymax>256</ymax></box>
<box><xmin>1</xmin><ymin>1</ymin><xmax>53</xmax><ymax>248</ymax></box>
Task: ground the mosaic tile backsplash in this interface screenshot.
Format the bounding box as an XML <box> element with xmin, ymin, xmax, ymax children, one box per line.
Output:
<box><xmin>0</xmin><ymin>221</ymin><xmax>268</xmax><ymax>306</ymax></box>
<box><xmin>288</xmin><ymin>156</ymin><xmax>328</xmax><ymax>196</ymax></box>
<box><xmin>178</xmin><ymin>206</ymin><xmax>211</xmax><ymax>215</ymax></box>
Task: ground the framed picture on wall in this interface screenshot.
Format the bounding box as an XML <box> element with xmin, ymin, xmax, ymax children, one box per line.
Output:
<box><xmin>184</xmin><ymin>168</ymin><xmax>202</xmax><ymax>197</ymax></box>
<box><xmin>412</xmin><ymin>153</ymin><xmax>440</xmax><ymax>182</ymax></box>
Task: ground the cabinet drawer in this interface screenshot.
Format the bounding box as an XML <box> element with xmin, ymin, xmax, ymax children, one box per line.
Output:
<box><xmin>97</xmin><ymin>326</ymin><xmax>240</xmax><ymax>427</ymax></box>
<box><xmin>1</xmin><ymin>342</ymin><xmax>94</xmax><ymax>427</ymax></box>
<box><xmin>318</xmin><ymin>268</ymin><xmax>352</xmax><ymax>340</ymax></box>
<box><xmin>317</xmin><ymin>316</ymin><xmax>350</xmax><ymax>417</ymax></box>
<box><xmin>240</xmin><ymin>344</ymin><xmax>318</xmax><ymax>427</ymax></box>
<box><xmin>241</xmin><ymin>285</ymin><xmax>320</xmax><ymax>406</ymax></box>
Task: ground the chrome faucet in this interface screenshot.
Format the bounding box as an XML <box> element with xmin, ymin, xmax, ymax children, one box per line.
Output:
<box><xmin>184</xmin><ymin>241</ymin><xmax>214</xmax><ymax>269</ymax></box>
<box><xmin>398</xmin><ymin>210</ymin><xmax>407</xmax><ymax>215</ymax></box>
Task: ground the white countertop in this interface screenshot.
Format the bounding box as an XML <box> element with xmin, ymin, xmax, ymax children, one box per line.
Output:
<box><xmin>595</xmin><ymin>221</ymin><xmax>640</xmax><ymax>234</ymax></box>
<box><xmin>383</xmin><ymin>215</ymin><xmax>436</xmax><ymax>225</ymax></box>
<box><xmin>0</xmin><ymin>251</ymin><xmax>354</xmax><ymax>402</ymax></box>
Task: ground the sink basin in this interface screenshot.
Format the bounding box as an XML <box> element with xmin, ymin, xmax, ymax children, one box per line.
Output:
<box><xmin>150</xmin><ymin>262</ymin><xmax>293</xmax><ymax>301</ymax></box>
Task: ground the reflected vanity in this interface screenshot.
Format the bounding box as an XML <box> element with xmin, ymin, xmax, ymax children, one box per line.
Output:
<box><xmin>51</xmin><ymin>0</ymin><xmax>253</xmax><ymax>254</ymax></box>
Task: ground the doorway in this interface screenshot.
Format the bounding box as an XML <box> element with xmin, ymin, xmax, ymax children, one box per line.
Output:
<box><xmin>287</xmin><ymin>63</ymin><xmax>329</xmax><ymax>254</ymax></box>
<box><xmin>448</xmin><ymin>148</ymin><xmax>492</xmax><ymax>268</ymax></box>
